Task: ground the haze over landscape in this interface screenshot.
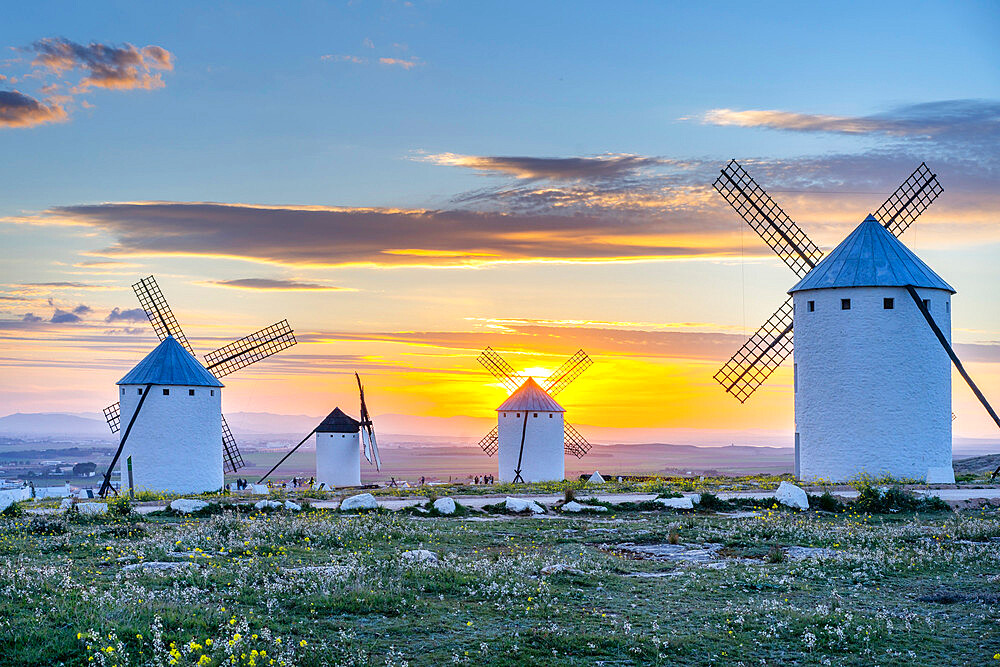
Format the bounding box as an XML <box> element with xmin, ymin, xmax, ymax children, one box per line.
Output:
<box><xmin>2</xmin><ymin>2</ymin><xmax>1000</xmax><ymax>480</ymax></box>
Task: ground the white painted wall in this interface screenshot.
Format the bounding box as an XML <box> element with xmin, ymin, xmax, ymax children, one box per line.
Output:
<box><xmin>315</xmin><ymin>431</ymin><xmax>361</xmax><ymax>487</ymax></box>
<box><xmin>117</xmin><ymin>384</ymin><xmax>223</xmax><ymax>494</ymax></box>
<box><xmin>792</xmin><ymin>286</ymin><xmax>953</xmax><ymax>482</ymax></box>
<box><xmin>497</xmin><ymin>410</ymin><xmax>565</xmax><ymax>482</ymax></box>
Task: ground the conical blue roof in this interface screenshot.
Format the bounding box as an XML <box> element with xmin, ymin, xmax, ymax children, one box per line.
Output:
<box><xmin>789</xmin><ymin>215</ymin><xmax>954</xmax><ymax>294</ymax></box>
<box><xmin>117</xmin><ymin>336</ymin><xmax>223</xmax><ymax>387</ymax></box>
<box><xmin>496</xmin><ymin>377</ymin><xmax>564</xmax><ymax>412</ymax></box>
<box><xmin>316</xmin><ymin>407</ymin><xmax>361</xmax><ymax>433</ymax></box>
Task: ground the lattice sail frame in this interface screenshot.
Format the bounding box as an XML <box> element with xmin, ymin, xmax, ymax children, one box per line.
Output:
<box><xmin>221</xmin><ymin>415</ymin><xmax>244</xmax><ymax>473</ymax></box>
<box><xmin>714</xmin><ymin>160</ymin><xmax>823</xmax><ymax>278</ymax></box>
<box><xmin>713</xmin><ymin>162</ymin><xmax>942</xmax><ymax>402</ymax></box>
<box><xmin>204</xmin><ymin>320</ymin><xmax>296</xmax><ymax>378</ymax></box>
<box><xmin>475</xmin><ymin>347</ymin><xmax>593</xmax><ymax>457</ymax></box>
<box><xmin>133</xmin><ymin>276</ymin><xmax>196</xmax><ymax>354</ymax></box>
<box><xmin>874</xmin><ymin>162</ymin><xmax>942</xmax><ymax>237</ymax></box>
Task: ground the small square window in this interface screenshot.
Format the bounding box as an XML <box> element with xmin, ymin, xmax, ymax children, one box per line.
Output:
<box><xmin>549</xmin><ymin>414</ymin><xmax>553</xmax><ymax>418</ymax></box>
<box><xmin>841</xmin><ymin>299</ymin><xmax>851</xmax><ymax>310</ymax></box>
<box><xmin>883</xmin><ymin>298</ymin><xmax>894</xmax><ymax>309</ymax></box>
<box><xmin>162</xmin><ymin>388</ymin><xmax>170</xmax><ymax>396</ymax></box>
<box><xmin>515</xmin><ymin>413</ymin><xmax>520</xmax><ymax>418</ymax></box>
<box><xmin>121</xmin><ymin>387</ymin><xmax>125</xmax><ymax>395</ymax></box>
<box><xmin>533</xmin><ymin>413</ymin><xmax>538</xmax><ymax>418</ymax></box>
<box><xmin>946</xmin><ymin>302</ymin><xmax>950</xmax><ymax>313</ymax></box>
<box><xmin>807</xmin><ymin>300</ymin><xmax>815</xmax><ymax>312</ymax></box>
<box><xmin>188</xmin><ymin>389</ymin><xmax>195</xmax><ymax>396</ymax></box>
<box><xmin>923</xmin><ymin>299</ymin><xmax>930</xmax><ymax>311</ymax></box>
<box><xmin>210</xmin><ymin>390</ymin><xmax>215</xmax><ymax>396</ymax></box>
<box><xmin>137</xmin><ymin>388</ymin><xmax>142</xmax><ymax>395</ymax></box>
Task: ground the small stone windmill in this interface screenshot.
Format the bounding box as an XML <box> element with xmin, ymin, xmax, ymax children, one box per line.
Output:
<box><xmin>713</xmin><ymin>161</ymin><xmax>1000</xmax><ymax>483</ymax></box>
<box><xmin>477</xmin><ymin>347</ymin><xmax>593</xmax><ymax>482</ymax></box>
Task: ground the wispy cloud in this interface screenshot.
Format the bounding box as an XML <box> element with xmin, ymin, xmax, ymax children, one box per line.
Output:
<box><xmin>204</xmin><ymin>278</ymin><xmax>354</xmax><ymax>291</ymax></box>
<box><xmin>0</xmin><ymin>89</ymin><xmax>67</xmax><ymax>128</ymax></box>
<box><xmin>321</xmin><ymin>54</ymin><xmax>367</xmax><ymax>64</ymax></box>
<box><xmin>417</xmin><ymin>153</ymin><xmax>665</xmax><ymax>181</ymax></box>
<box><xmin>378</xmin><ymin>57</ymin><xmax>420</xmax><ymax>70</ymax></box>
<box><xmin>30</xmin><ymin>38</ymin><xmax>173</xmax><ymax>91</ymax></box>
<box><xmin>105</xmin><ymin>307</ymin><xmax>146</xmax><ymax>323</ymax></box>
<box><xmin>699</xmin><ymin>100</ymin><xmax>1000</xmax><ymax>141</ymax></box>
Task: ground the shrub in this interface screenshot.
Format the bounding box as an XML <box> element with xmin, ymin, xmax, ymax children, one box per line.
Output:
<box><xmin>853</xmin><ymin>483</ymin><xmax>951</xmax><ymax>514</ymax></box>
<box><xmin>108</xmin><ymin>495</ymin><xmax>133</xmax><ymax>516</ymax></box>
<box><xmin>27</xmin><ymin>517</ymin><xmax>67</xmax><ymax>535</ymax></box>
<box><xmin>1</xmin><ymin>501</ymin><xmax>25</xmax><ymax>517</ymax></box>
<box><xmin>667</xmin><ymin>528</ymin><xmax>680</xmax><ymax>545</ymax></box>
<box><xmin>810</xmin><ymin>491</ymin><xmax>844</xmax><ymax>512</ymax></box>
<box><xmin>766</xmin><ymin>545</ymin><xmax>785</xmax><ymax>563</ymax></box>
<box><xmin>695</xmin><ymin>492</ymin><xmax>731</xmax><ymax>511</ymax></box>
<box><xmin>564</xmin><ymin>488</ymin><xmax>576</xmax><ymax>503</ymax></box>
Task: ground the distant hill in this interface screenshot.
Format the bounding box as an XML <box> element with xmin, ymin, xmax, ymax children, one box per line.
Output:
<box><xmin>954</xmin><ymin>454</ymin><xmax>1000</xmax><ymax>475</ymax></box>
<box><xmin>0</xmin><ymin>413</ymin><xmax>111</xmax><ymax>437</ymax></box>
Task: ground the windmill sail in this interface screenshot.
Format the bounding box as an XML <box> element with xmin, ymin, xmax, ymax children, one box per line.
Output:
<box><xmin>478</xmin><ymin>425</ymin><xmax>499</xmax><ymax>456</ymax></box>
<box><xmin>563</xmin><ymin>422</ymin><xmax>592</xmax><ymax>458</ymax></box>
<box><xmin>203</xmin><ymin>320</ymin><xmax>296</xmax><ymax>378</ymax></box>
<box><xmin>713</xmin><ymin>299</ymin><xmax>795</xmax><ymax>403</ymax></box>
<box><xmin>874</xmin><ymin>163</ymin><xmax>943</xmax><ymax>237</ymax></box>
<box><xmin>544</xmin><ymin>350</ymin><xmax>592</xmax><ymax>397</ymax></box>
<box><xmin>477</xmin><ymin>347</ymin><xmax>523</xmax><ymax>392</ymax></box>
<box><xmin>357</xmin><ymin>372</ymin><xmax>381</xmax><ymax>470</ymax></box>
<box><xmin>133</xmin><ymin>276</ymin><xmax>196</xmax><ymax>354</ymax></box>
<box><xmin>714</xmin><ymin>160</ymin><xmax>823</xmax><ymax>278</ymax></box>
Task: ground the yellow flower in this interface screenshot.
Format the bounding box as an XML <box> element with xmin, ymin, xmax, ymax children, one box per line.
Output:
<box><xmin>299</xmin><ymin>640</ymin><xmax>307</xmax><ymax>647</ymax></box>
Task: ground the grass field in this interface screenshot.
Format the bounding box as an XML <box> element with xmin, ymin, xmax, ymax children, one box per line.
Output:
<box><xmin>2</xmin><ymin>489</ymin><xmax>999</xmax><ymax>666</ymax></box>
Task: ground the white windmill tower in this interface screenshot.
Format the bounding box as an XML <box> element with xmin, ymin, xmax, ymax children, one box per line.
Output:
<box><xmin>113</xmin><ymin>336</ymin><xmax>225</xmax><ymax>494</ymax></box>
<box><xmin>477</xmin><ymin>348</ymin><xmax>594</xmax><ymax>483</ymax></box>
<box><xmin>714</xmin><ymin>161</ymin><xmax>1000</xmax><ymax>483</ymax></box>
<box><xmin>259</xmin><ymin>373</ymin><xmax>382</xmax><ymax>488</ymax></box>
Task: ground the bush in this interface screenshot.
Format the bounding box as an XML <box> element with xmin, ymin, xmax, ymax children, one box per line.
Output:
<box><xmin>766</xmin><ymin>545</ymin><xmax>785</xmax><ymax>563</ymax></box>
<box><xmin>26</xmin><ymin>517</ymin><xmax>67</xmax><ymax>535</ymax></box>
<box><xmin>810</xmin><ymin>491</ymin><xmax>844</xmax><ymax>512</ymax></box>
<box><xmin>564</xmin><ymin>488</ymin><xmax>576</xmax><ymax>503</ymax></box>
<box><xmin>108</xmin><ymin>495</ymin><xmax>133</xmax><ymax>517</ymax></box>
<box><xmin>1</xmin><ymin>501</ymin><xmax>25</xmax><ymax>517</ymax></box>
<box><xmin>695</xmin><ymin>492</ymin><xmax>731</xmax><ymax>511</ymax></box>
<box><xmin>853</xmin><ymin>483</ymin><xmax>951</xmax><ymax>513</ymax></box>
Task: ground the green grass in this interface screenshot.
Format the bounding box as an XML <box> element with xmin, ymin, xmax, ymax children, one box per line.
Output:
<box><xmin>1</xmin><ymin>497</ymin><xmax>998</xmax><ymax>665</ymax></box>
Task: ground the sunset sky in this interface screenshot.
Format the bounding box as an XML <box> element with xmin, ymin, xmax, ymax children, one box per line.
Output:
<box><xmin>2</xmin><ymin>1</ymin><xmax>999</xmax><ymax>446</ymax></box>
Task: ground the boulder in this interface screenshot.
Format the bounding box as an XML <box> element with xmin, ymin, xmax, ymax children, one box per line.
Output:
<box><xmin>657</xmin><ymin>496</ymin><xmax>694</xmax><ymax>510</ymax></box>
<box><xmin>401</xmin><ymin>549</ymin><xmax>439</xmax><ymax>565</ymax></box>
<box><xmin>254</xmin><ymin>500</ymin><xmax>283</xmax><ymax>510</ymax></box>
<box><xmin>249</xmin><ymin>484</ymin><xmax>269</xmax><ymax>495</ymax></box>
<box><xmin>925</xmin><ymin>466</ymin><xmax>956</xmax><ymax>484</ymax></box>
<box><xmin>432</xmin><ymin>497</ymin><xmax>457</xmax><ymax>515</ymax></box>
<box><xmin>540</xmin><ymin>563</ymin><xmax>584</xmax><ymax>576</ymax></box>
<box><xmin>689</xmin><ymin>494</ymin><xmax>702</xmax><ymax>506</ymax></box>
<box><xmin>775</xmin><ymin>481</ymin><xmax>809</xmax><ymax>510</ymax></box>
<box><xmin>170</xmin><ymin>498</ymin><xmax>209</xmax><ymax>514</ymax></box>
<box><xmin>588</xmin><ymin>471</ymin><xmax>605</xmax><ymax>484</ymax></box>
<box><xmin>60</xmin><ymin>498</ymin><xmax>75</xmax><ymax>510</ymax></box>
<box><xmin>504</xmin><ymin>497</ymin><xmax>545</xmax><ymax>514</ymax></box>
<box><xmin>340</xmin><ymin>493</ymin><xmax>379</xmax><ymax>511</ymax></box>
<box><xmin>561</xmin><ymin>501</ymin><xmax>608</xmax><ymax>513</ymax></box>
<box><xmin>284</xmin><ymin>500</ymin><xmax>302</xmax><ymax>511</ymax></box>
<box><xmin>77</xmin><ymin>502</ymin><xmax>107</xmax><ymax>515</ymax></box>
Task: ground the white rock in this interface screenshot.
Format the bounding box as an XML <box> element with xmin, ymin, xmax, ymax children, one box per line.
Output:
<box><xmin>588</xmin><ymin>471</ymin><xmax>605</xmax><ymax>484</ymax></box>
<box><xmin>925</xmin><ymin>466</ymin><xmax>956</xmax><ymax>484</ymax></box>
<box><xmin>504</xmin><ymin>497</ymin><xmax>544</xmax><ymax>514</ymax></box>
<box><xmin>170</xmin><ymin>498</ymin><xmax>209</xmax><ymax>514</ymax></box>
<box><xmin>60</xmin><ymin>498</ymin><xmax>75</xmax><ymax>510</ymax></box>
<box><xmin>254</xmin><ymin>500</ymin><xmax>283</xmax><ymax>510</ymax></box>
<box><xmin>284</xmin><ymin>500</ymin><xmax>302</xmax><ymax>511</ymax></box>
<box><xmin>657</xmin><ymin>496</ymin><xmax>694</xmax><ymax>510</ymax></box>
<box><xmin>340</xmin><ymin>493</ymin><xmax>379</xmax><ymax>511</ymax></box>
<box><xmin>249</xmin><ymin>484</ymin><xmax>269</xmax><ymax>495</ymax></box>
<box><xmin>689</xmin><ymin>494</ymin><xmax>702</xmax><ymax>506</ymax></box>
<box><xmin>561</xmin><ymin>501</ymin><xmax>608</xmax><ymax>513</ymax></box>
<box><xmin>123</xmin><ymin>561</ymin><xmax>196</xmax><ymax>572</ymax></box>
<box><xmin>775</xmin><ymin>481</ymin><xmax>809</xmax><ymax>510</ymax></box>
<box><xmin>401</xmin><ymin>549</ymin><xmax>439</xmax><ymax>564</ymax></box>
<box><xmin>540</xmin><ymin>563</ymin><xmax>584</xmax><ymax>576</ymax></box>
<box><xmin>77</xmin><ymin>502</ymin><xmax>108</xmax><ymax>515</ymax></box>
<box><xmin>432</xmin><ymin>497</ymin><xmax>456</xmax><ymax>515</ymax></box>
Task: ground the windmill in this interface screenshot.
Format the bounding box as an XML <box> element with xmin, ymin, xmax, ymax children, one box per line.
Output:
<box><xmin>259</xmin><ymin>372</ymin><xmax>382</xmax><ymax>486</ymax></box>
<box><xmin>712</xmin><ymin>160</ymin><xmax>942</xmax><ymax>403</ymax></box>
<box><xmin>713</xmin><ymin>160</ymin><xmax>1000</xmax><ymax>483</ymax></box>
<box><xmin>99</xmin><ymin>276</ymin><xmax>296</xmax><ymax>495</ymax></box>
<box><xmin>477</xmin><ymin>347</ymin><xmax>593</xmax><ymax>482</ymax></box>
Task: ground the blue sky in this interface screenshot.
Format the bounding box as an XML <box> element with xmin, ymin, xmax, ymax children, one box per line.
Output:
<box><xmin>1</xmin><ymin>1</ymin><xmax>999</xmax><ymax>444</ymax></box>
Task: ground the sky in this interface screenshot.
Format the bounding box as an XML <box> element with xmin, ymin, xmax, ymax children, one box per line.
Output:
<box><xmin>2</xmin><ymin>0</ymin><xmax>1000</xmax><ymax>447</ymax></box>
